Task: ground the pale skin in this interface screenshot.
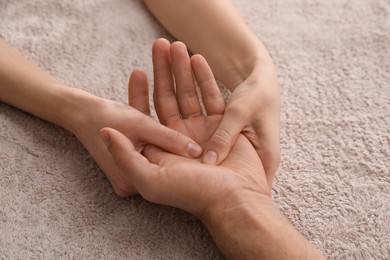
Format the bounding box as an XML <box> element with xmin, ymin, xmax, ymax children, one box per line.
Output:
<box><xmin>1</xmin><ymin>0</ymin><xmax>280</xmax><ymax>195</ymax></box>
<box><xmin>144</xmin><ymin>0</ymin><xmax>281</xmax><ymax>187</ymax></box>
<box><xmin>1</xmin><ymin>1</ymin><xmax>317</xmax><ymax>257</ymax></box>
<box><xmin>0</xmin><ymin>38</ymin><xmax>203</xmax><ymax>197</ymax></box>
<box><xmin>101</xmin><ymin>39</ymin><xmax>325</xmax><ymax>259</ymax></box>
<box><xmin>0</xmin><ymin>35</ymin><xmax>324</xmax><ymax>257</ymax></box>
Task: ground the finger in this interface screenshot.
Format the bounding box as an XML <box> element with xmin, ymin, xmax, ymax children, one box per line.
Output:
<box><xmin>170</xmin><ymin>41</ymin><xmax>202</xmax><ymax>118</ymax></box>
<box><xmin>135</xmin><ymin>114</ymin><xmax>203</xmax><ymax>158</ymax></box>
<box><xmin>191</xmin><ymin>54</ymin><xmax>225</xmax><ymax>116</ymax></box>
<box><xmin>152</xmin><ymin>38</ymin><xmax>181</xmax><ymax>125</ymax></box>
<box><xmin>99</xmin><ymin>127</ymin><xmax>159</xmax><ymax>197</ymax></box>
<box><xmin>202</xmin><ymin>107</ymin><xmax>244</xmax><ymax>165</ymax></box>
<box><xmin>101</xmin><ymin>128</ymin><xmax>202</xmax><ymax>208</ymax></box>
<box><xmin>128</xmin><ymin>69</ymin><xmax>150</xmax><ymax>115</ymax></box>
<box><xmin>143</xmin><ymin>144</ymin><xmax>175</xmax><ymax>165</ymax></box>
<box><xmin>142</xmin><ymin>144</ymin><xmax>212</xmax><ymax>214</ymax></box>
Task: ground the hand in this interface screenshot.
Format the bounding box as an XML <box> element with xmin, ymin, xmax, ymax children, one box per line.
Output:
<box><xmin>100</xmin><ymin>40</ymin><xmax>324</xmax><ymax>260</ymax></box>
<box><xmin>99</xmin><ymin>38</ymin><xmax>271</xmax><ymax>217</ymax></box>
<box><xmin>141</xmin><ymin>0</ymin><xmax>281</xmax><ymax>187</ymax></box>
<box><xmin>202</xmin><ymin>59</ymin><xmax>281</xmax><ymax>188</ymax></box>
<box><xmin>69</xmin><ymin>68</ymin><xmax>203</xmax><ymax>197</ymax></box>
<box><xmin>0</xmin><ymin>38</ymin><xmax>201</xmax><ymax>198</ymax></box>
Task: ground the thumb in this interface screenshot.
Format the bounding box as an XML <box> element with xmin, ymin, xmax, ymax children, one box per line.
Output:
<box><xmin>99</xmin><ymin>127</ymin><xmax>157</xmax><ymax>192</ymax></box>
<box><xmin>202</xmin><ymin>112</ymin><xmax>244</xmax><ymax>165</ymax></box>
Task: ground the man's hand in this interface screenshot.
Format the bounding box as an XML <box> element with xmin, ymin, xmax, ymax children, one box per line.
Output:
<box><xmin>100</xmin><ymin>39</ymin><xmax>324</xmax><ymax>260</ymax></box>
<box><xmin>100</xmin><ymin>38</ymin><xmax>271</xmax><ymax>216</ymax></box>
<box><xmin>142</xmin><ymin>0</ymin><xmax>281</xmax><ymax>189</ymax></box>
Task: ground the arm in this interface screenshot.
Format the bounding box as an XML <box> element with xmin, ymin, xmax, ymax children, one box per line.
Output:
<box><xmin>143</xmin><ymin>0</ymin><xmax>269</xmax><ymax>90</ymax></box>
<box><xmin>143</xmin><ymin>0</ymin><xmax>281</xmax><ymax>187</ymax></box>
<box><xmin>0</xmin><ymin>38</ymin><xmax>85</xmax><ymax>131</ymax></box>
<box><xmin>205</xmin><ymin>197</ymin><xmax>325</xmax><ymax>259</ymax></box>
<box><xmin>104</xmin><ymin>128</ymin><xmax>325</xmax><ymax>259</ymax></box>
<box><xmin>101</xmin><ymin>40</ymin><xmax>324</xmax><ymax>259</ymax></box>
<box><xmin>0</xmin><ymin>38</ymin><xmax>202</xmax><ymax>196</ymax></box>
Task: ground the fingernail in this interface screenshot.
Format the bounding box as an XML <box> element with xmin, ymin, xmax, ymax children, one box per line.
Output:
<box><xmin>100</xmin><ymin>130</ymin><xmax>111</xmax><ymax>147</ymax></box>
<box><xmin>202</xmin><ymin>150</ymin><xmax>218</xmax><ymax>165</ymax></box>
<box><xmin>187</xmin><ymin>142</ymin><xmax>203</xmax><ymax>157</ymax></box>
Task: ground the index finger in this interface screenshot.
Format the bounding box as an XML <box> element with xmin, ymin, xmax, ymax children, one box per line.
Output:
<box><xmin>134</xmin><ymin>114</ymin><xmax>203</xmax><ymax>158</ymax></box>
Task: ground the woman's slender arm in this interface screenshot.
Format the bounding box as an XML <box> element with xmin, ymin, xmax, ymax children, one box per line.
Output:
<box><xmin>143</xmin><ymin>0</ymin><xmax>269</xmax><ymax>90</ymax></box>
<box><xmin>0</xmin><ymin>38</ymin><xmax>85</xmax><ymax>132</ymax></box>
<box><xmin>0</xmin><ymin>38</ymin><xmax>202</xmax><ymax>196</ymax></box>
<box><xmin>144</xmin><ymin>0</ymin><xmax>281</xmax><ymax>186</ymax></box>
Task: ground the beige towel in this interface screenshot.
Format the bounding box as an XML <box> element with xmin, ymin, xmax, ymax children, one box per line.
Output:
<box><xmin>0</xmin><ymin>0</ymin><xmax>389</xmax><ymax>258</ymax></box>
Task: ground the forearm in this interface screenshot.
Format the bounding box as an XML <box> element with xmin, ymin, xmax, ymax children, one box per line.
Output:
<box><xmin>203</xmin><ymin>196</ymin><xmax>325</xmax><ymax>259</ymax></box>
<box><xmin>143</xmin><ymin>0</ymin><xmax>272</xmax><ymax>91</ymax></box>
<box><xmin>0</xmin><ymin>38</ymin><xmax>94</xmax><ymax>133</ymax></box>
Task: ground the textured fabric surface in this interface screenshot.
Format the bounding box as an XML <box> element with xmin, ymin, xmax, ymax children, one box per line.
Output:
<box><xmin>0</xmin><ymin>0</ymin><xmax>389</xmax><ymax>259</ymax></box>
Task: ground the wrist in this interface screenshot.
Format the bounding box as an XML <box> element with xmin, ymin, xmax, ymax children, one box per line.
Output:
<box><xmin>222</xmin><ymin>42</ymin><xmax>275</xmax><ymax>91</ymax></box>
<box><xmin>201</xmin><ymin>192</ymin><xmax>274</xmax><ymax>230</ymax></box>
<box><xmin>201</xmin><ymin>192</ymin><xmax>324</xmax><ymax>259</ymax></box>
<box><xmin>201</xmin><ymin>193</ymin><xmax>274</xmax><ymax>258</ymax></box>
<box><xmin>53</xmin><ymin>83</ymin><xmax>103</xmax><ymax>135</ymax></box>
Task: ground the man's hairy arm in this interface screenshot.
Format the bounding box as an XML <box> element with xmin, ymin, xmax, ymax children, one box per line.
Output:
<box><xmin>203</xmin><ymin>195</ymin><xmax>325</xmax><ymax>259</ymax></box>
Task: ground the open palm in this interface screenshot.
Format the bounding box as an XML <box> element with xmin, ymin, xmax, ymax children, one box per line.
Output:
<box><xmin>103</xmin><ymin>39</ymin><xmax>271</xmax><ymax>218</ymax></box>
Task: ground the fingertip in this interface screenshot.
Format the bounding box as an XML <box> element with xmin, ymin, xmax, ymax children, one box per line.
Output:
<box><xmin>130</xmin><ymin>68</ymin><xmax>146</xmax><ymax>78</ymax></box>
<box><xmin>187</xmin><ymin>142</ymin><xmax>203</xmax><ymax>158</ymax></box>
<box><xmin>201</xmin><ymin>115</ymin><xmax>243</xmax><ymax>165</ymax></box>
<box><xmin>170</xmin><ymin>40</ymin><xmax>186</xmax><ymax>49</ymax></box>
<box><xmin>152</xmin><ymin>39</ymin><xmax>171</xmax><ymax>62</ymax></box>
<box><xmin>129</xmin><ymin>68</ymin><xmax>147</xmax><ymax>88</ymax></box>
<box><xmin>128</xmin><ymin>69</ymin><xmax>150</xmax><ymax>113</ymax></box>
<box><xmin>191</xmin><ymin>55</ymin><xmax>206</xmax><ymax>74</ymax></box>
<box><xmin>191</xmin><ymin>54</ymin><xmax>214</xmax><ymax>81</ymax></box>
<box><xmin>201</xmin><ymin>150</ymin><xmax>218</xmax><ymax>165</ymax></box>
<box><xmin>170</xmin><ymin>41</ymin><xmax>189</xmax><ymax>58</ymax></box>
<box><xmin>153</xmin><ymin>38</ymin><xmax>170</xmax><ymax>48</ymax></box>
<box><xmin>190</xmin><ymin>54</ymin><xmax>206</xmax><ymax>65</ymax></box>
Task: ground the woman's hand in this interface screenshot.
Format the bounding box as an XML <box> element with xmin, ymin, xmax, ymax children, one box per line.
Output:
<box><xmin>142</xmin><ymin>0</ymin><xmax>281</xmax><ymax>188</ymax></box>
<box><xmin>0</xmin><ymin>38</ymin><xmax>203</xmax><ymax>197</ymax></box>
<box><xmin>202</xmin><ymin>59</ymin><xmax>281</xmax><ymax>188</ymax></box>
<box><xmin>67</xmin><ymin>69</ymin><xmax>203</xmax><ymax>197</ymax></box>
<box><xmin>99</xmin><ymin>38</ymin><xmax>324</xmax><ymax>260</ymax></box>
